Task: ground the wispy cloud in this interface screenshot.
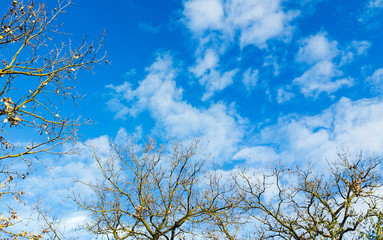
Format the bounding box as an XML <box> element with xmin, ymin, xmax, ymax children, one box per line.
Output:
<box><xmin>139</xmin><ymin>22</ymin><xmax>162</xmax><ymax>34</ymax></box>
<box><xmin>369</xmin><ymin>0</ymin><xmax>383</xmax><ymax>8</ymax></box>
<box><xmin>277</xmin><ymin>87</ymin><xmax>295</xmax><ymax>103</ymax></box>
<box><xmin>242</xmin><ymin>68</ymin><xmax>259</xmax><ymax>91</ymax></box>
<box><xmin>359</xmin><ymin>0</ymin><xmax>383</xmax><ymax>27</ymax></box>
<box><xmin>367</xmin><ymin>68</ymin><xmax>383</xmax><ymax>93</ymax></box>
<box><xmin>351</xmin><ymin>40</ymin><xmax>371</xmax><ymax>55</ymax></box>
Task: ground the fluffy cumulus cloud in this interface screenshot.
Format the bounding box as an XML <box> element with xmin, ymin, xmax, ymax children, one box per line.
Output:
<box><xmin>107</xmin><ymin>55</ymin><xmax>246</xmax><ymax>159</ymax></box>
<box><xmin>237</xmin><ymin>97</ymin><xmax>383</xmax><ymax>169</ymax></box>
<box><xmin>183</xmin><ymin>0</ymin><xmax>297</xmax><ymax>48</ymax></box>
<box><xmin>293</xmin><ymin>32</ymin><xmax>354</xmax><ymax>97</ymax></box>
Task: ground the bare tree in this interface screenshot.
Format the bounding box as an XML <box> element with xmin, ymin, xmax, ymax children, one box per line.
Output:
<box><xmin>357</xmin><ymin>209</ymin><xmax>383</xmax><ymax>239</ymax></box>
<box><xmin>0</xmin><ymin>0</ymin><xmax>103</xmax><ymax>238</ymax></box>
<box><xmin>235</xmin><ymin>153</ymin><xmax>383</xmax><ymax>240</ymax></box>
<box><xmin>75</xmin><ymin>137</ymin><xmax>243</xmax><ymax>240</ymax></box>
<box><xmin>75</xmin><ymin>136</ymin><xmax>383</xmax><ymax>240</ymax></box>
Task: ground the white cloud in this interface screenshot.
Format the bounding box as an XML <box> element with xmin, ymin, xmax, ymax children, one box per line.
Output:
<box><xmin>108</xmin><ymin>55</ymin><xmax>180</xmax><ymax>117</ymax></box>
<box><xmin>189</xmin><ymin>49</ymin><xmax>237</xmax><ymax>99</ymax></box>
<box><xmin>369</xmin><ymin>0</ymin><xmax>383</xmax><ymax>8</ymax></box>
<box><xmin>293</xmin><ymin>33</ymin><xmax>366</xmax><ymax>97</ymax></box>
<box><xmin>263</xmin><ymin>54</ymin><xmax>280</xmax><ymax>76</ymax></box>
<box><xmin>184</xmin><ymin>0</ymin><xmax>298</xmax><ymax>99</ymax></box>
<box><xmin>367</xmin><ymin>68</ymin><xmax>383</xmax><ymax>93</ymax></box>
<box><xmin>190</xmin><ymin>49</ymin><xmax>220</xmax><ymax>77</ymax></box>
<box><xmin>107</xmin><ymin>55</ymin><xmax>245</xmax><ymax>159</ymax></box>
<box><xmin>123</xmin><ymin>68</ymin><xmax>137</xmax><ymax>78</ymax></box>
<box><xmin>296</xmin><ymin>33</ymin><xmax>338</xmax><ymax>65</ymax></box>
<box><xmin>7</xmin><ymin>133</ymin><xmax>121</xmax><ymax>239</ymax></box>
<box><xmin>10</xmin><ymin>127</ymin><xmax>145</xmax><ymax>239</ymax></box>
<box><xmin>242</xmin><ymin>68</ymin><xmax>259</xmax><ymax>91</ymax></box>
<box><xmin>251</xmin><ymin>97</ymin><xmax>383</xmax><ymax>169</ymax></box>
<box><xmin>183</xmin><ymin>0</ymin><xmax>298</xmax><ymax>48</ymax></box>
<box><xmin>61</xmin><ymin>212</ymin><xmax>89</xmax><ymax>232</ymax></box>
<box><xmin>23</xmin><ymin>135</ymin><xmax>111</xmax><ymax>201</ymax></box>
<box><xmin>352</xmin><ymin>40</ymin><xmax>371</xmax><ymax>55</ymax></box>
<box><xmin>293</xmin><ymin>61</ymin><xmax>354</xmax><ymax>97</ymax></box>
<box><xmin>200</xmin><ymin>68</ymin><xmax>238</xmax><ymax>100</ymax></box>
<box><xmin>183</xmin><ymin>0</ymin><xmax>224</xmax><ymax>34</ymax></box>
<box><xmin>233</xmin><ymin>146</ymin><xmax>279</xmax><ymax>165</ymax></box>
<box><xmin>226</xmin><ymin>0</ymin><xmax>296</xmax><ymax>48</ymax></box>
<box><xmin>106</xmin><ymin>97</ymin><xmax>130</xmax><ymax>119</ymax></box>
<box><xmin>139</xmin><ymin>22</ymin><xmax>161</xmax><ymax>34</ymax></box>
<box><xmin>85</xmin><ymin>135</ymin><xmax>112</xmax><ymax>156</ymax></box>
<box><xmin>341</xmin><ymin>41</ymin><xmax>371</xmax><ymax>65</ymax></box>
<box><xmin>359</xmin><ymin>0</ymin><xmax>383</xmax><ymax>24</ymax></box>
<box><xmin>277</xmin><ymin>87</ymin><xmax>295</xmax><ymax>103</ymax></box>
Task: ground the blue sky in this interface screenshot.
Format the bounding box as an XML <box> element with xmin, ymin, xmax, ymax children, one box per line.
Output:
<box><xmin>9</xmin><ymin>0</ymin><xmax>383</xmax><ymax>236</ymax></box>
<box><xmin>61</xmin><ymin>0</ymin><xmax>383</xmax><ymax>163</ymax></box>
